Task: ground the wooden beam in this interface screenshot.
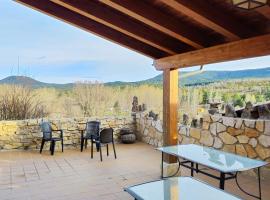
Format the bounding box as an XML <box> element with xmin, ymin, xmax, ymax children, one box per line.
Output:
<box><xmin>154</xmin><ymin>34</ymin><xmax>270</xmax><ymax>70</ymax></box>
<box><xmin>15</xmin><ymin>0</ymin><xmax>169</xmax><ymax>59</ymax></box>
<box><xmin>256</xmin><ymin>5</ymin><xmax>270</xmax><ymax>20</ymax></box>
<box><xmin>159</xmin><ymin>0</ymin><xmax>241</xmax><ymax>41</ymax></box>
<box><xmin>99</xmin><ymin>0</ymin><xmax>205</xmax><ymax>49</ymax></box>
<box><xmin>163</xmin><ymin>69</ymin><xmax>178</xmax><ymax>163</ymax></box>
<box><xmin>50</xmin><ymin>0</ymin><xmax>177</xmax><ymax>55</ymax></box>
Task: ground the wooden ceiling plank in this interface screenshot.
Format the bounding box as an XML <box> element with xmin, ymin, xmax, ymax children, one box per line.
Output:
<box><xmin>50</xmin><ymin>0</ymin><xmax>177</xmax><ymax>55</ymax></box>
<box><xmin>154</xmin><ymin>34</ymin><xmax>270</xmax><ymax>70</ymax></box>
<box><xmin>256</xmin><ymin>5</ymin><xmax>270</xmax><ymax>20</ymax></box>
<box><xmin>159</xmin><ymin>0</ymin><xmax>240</xmax><ymax>41</ymax></box>
<box><xmin>15</xmin><ymin>0</ymin><xmax>169</xmax><ymax>59</ymax></box>
<box><xmin>99</xmin><ymin>0</ymin><xmax>204</xmax><ymax>49</ymax></box>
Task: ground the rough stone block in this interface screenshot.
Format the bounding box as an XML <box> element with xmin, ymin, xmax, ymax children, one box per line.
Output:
<box><xmin>244</xmin><ymin>120</ymin><xmax>256</xmax><ymax>128</ymax></box>
<box><xmin>236</xmin><ymin>135</ymin><xmax>249</xmax><ymax>144</ymax></box>
<box><xmin>236</xmin><ymin>144</ymin><xmax>247</xmax><ymax>157</ymax></box>
<box><xmin>211</xmin><ymin>114</ymin><xmax>222</xmax><ymax>122</ymax></box>
<box><xmin>217</xmin><ymin>123</ymin><xmax>226</xmax><ymax>133</ymax></box>
<box><xmin>209</xmin><ymin>123</ymin><xmax>217</xmax><ymax>135</ymax></box>
<box><xmin>222</xmin><ymin>145</ymin><xmax>235</xmax><ymax>153</ymax></box>
<box><xmin>227</xmin><ymin>127</ymin><xmax>243</xmax><ymax>136</ymax></box>
<box><xmin>219</xmin><ymin>132</ymin><xmax>237</xmax><ymax>144</ymax></box>
<box><xmin>213</xmin><ymin>137</ymin><xmax>223</xmax><ymax>149</ymax></box>
<box><xmin>258</xmin><ymin>135</ymin><xmax>270</xmax><ymax>148</ymax></box>
<box><xmin>248</xmin><ymin>138</ymin><xmax>258</xmax><ymax>148</ymax></box>
<box><xmin>256</xmin><ymin>120</ymin><xmax>264</xmax><ymax>132</ymax></box>
<box><xmin>255</xmin><ymin>145</ymin><xmax>270</xmax><ymax>160</ymax></box>
<box><xmin>199</xmin><ymin>130</ymin><xmax>213</xmax><ymax>146</ymax></box>
<box><xmin>222</xmin><ymin>117</ymin><xmax>236</xmax><ymax>127</ymax></box>
<box><xmin>190</xmin><ymin>128</ymin><xmax>201</xmax><ymax>140</ymax></box>
<box><xmin>181</xmin><ymin>136</ymin><xmax>195</xmax><ymax>145</ymax></box>
<box><xmin>244</xmin><ymin>127</ymin><xmax>260</xmax><ymax>138</ymax></box>
<box><xmin>234</xmin><ymin>119</ymin><xmax>243</xmax><ymax>129</ymax></box>
<box><xmin>203</xmin><ymin>115</ymin><xmax>211</xmax><ymax>123</ymax></box>
<box><xmin>264</xmin><ymin>121</ymin><xmax>270</xmax><ymax>136</ymax></box>
<box><xmin>244</xmin><ymin>144</ymin><xmax>257</xmax><ymax>158</ymax></box>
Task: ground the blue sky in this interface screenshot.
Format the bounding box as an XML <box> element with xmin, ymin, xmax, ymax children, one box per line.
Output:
<box><xmin>0</xmin><ymin>1</ymin><xmax>269</xmax><ymax>83</ymax></box>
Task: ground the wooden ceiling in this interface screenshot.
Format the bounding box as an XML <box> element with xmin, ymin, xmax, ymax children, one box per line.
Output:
<box><xmin>16</xmin><ymin>0</ymin><xmax>270</xmax><ymax>60</ymax></box>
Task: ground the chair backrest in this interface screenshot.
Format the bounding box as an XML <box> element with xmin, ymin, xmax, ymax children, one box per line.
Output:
<box><xmin>99</xmin><ymin>128</ymin><xmax>114</xmax><ymax>144</ymax></box>
<box><xmin>85</xmin><ymin>121</ymin><xmax>100</xmax><ymax>138</ymax></box>
<box><xmin>40</xmin><ymin>122</ymin><xmax>52</xmax><ymax>139</ymax></box>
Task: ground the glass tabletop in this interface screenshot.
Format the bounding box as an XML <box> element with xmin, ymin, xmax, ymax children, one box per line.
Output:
<box><xmin>125</xmin><ymin>177</ymin><xmax>242</xmax><ymax>200</ymax></box>
<box><xmin>157</xmin><ymin>144</ymin><xmax>268</xmax><ymax>173</ymax></box>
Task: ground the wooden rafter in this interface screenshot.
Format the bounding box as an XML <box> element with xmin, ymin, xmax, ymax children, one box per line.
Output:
<box><xmin>256</xmin><ymin>5</ymin><xmax>270</xmax><ymax>20</ymax></box>
<box><xmin>50</xmin><ymin>0</ymin><xmax>177</xmax><ymax>55</ymax></box>
<box><xmin>154</xmin><ymin>34</ymin><xmax>270</xmax><ymax>70</ymax></box>
<box><xmin>159</xmin><ymin>0</ymin><xmax>242</xmax><ymax>41</ymax></box>
<box><xmin>99</xmin><ymin>0</ymin><xmax>205</xmax><ymax>49</ymax></box>
<box><xmin>15</xmin><ymin>0</ymin><xmax>169</xmax><ymax>59</ymax></box>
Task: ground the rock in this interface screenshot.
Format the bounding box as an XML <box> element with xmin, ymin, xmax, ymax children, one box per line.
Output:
<box><xmin>209</xmin><ymin>123</ymin><xmax>217</xmax><ymax>135</ymax></box>
<box><xmin>244</xmin><ymin>120</ymin><xmax>256</xmax><ymax>128</ymax></box>
<box><xmin>203</xmin><ymin>115</ymin><xmax>211</xmax><ymax>122</ymax></box>
<box><xmin>202</xmin><ymin>122</ymin><xmax>210</xmax><ymax>130</ymax></box>
<box><xmin>227</xmin><ymin>127</ymin><xmax>243</xmax><ymax>136</ymax></box>
<box><xmin>211</xmin><ymin>115</ymin><xmax>222</xmax><ymax>122</ymax></box>
<box><xmin>236</xmin><ymin>144</ymin><xmax>247</xmax><ymax>157</ymax></box>
<box><xmin>155</xmin><ymin>120</ymin><xmax>163</xmax><ymax>132</ymax></box>
<box><xmin>190</xmin><ymin>128</ymin><xmax>201</xmax><ymax>140</ymax></box>
<box><xmin>224</xmin><ymin>104</ymin><xmax>237</xmax><ymax>118</ymax></box>
<box><xmin>258</xmin><ymin>135</ymin><xmax>270</xmax><ymax>147</ymax></box>
<box><xmin>241</xmin><ymin>102</ymin><xmax>253</xmax><ymax>119</ymax></box>
<box><xmin>248</xmin><ymin>138</ymin><xmax>258</xmax><ymax>148</ymax></box>
<box><xmin>181</xmin><ymin>136</ymin><xmax>195</xmax><ymax>144</ymax></box>
<box><xmin>217</xmin><ymin>123</ymin><xmax>226</xmax><ymax>133</ymax></box>
<box><xmin>199</xmin><ymin>130</ymin><xmax>214</xmax><ymax>146</ymax></box>
<box><xmin>255</xmin><ymin>145</ymin><xmax>270</xmax><ymax>160</ymax></box>
<box><xmin>143</xmin><ymin>128</ymin><xmax>149</xmax><ymax>136</ymax></box>
<box><xmin>237</xmin><ymin>135</ymin><xmax>249</xmax><ymax>144</ymax></box>
<box><xmin>264</xmin><ymin>121</ymin><xmax>270</xmax><ymax>136</ymax></box>
<box><xmin>256</xmin><ymin>120</ymin><xmax>264</xmax><ymax>132</ymax></box>
<box><xmin>222</xmin><ymin>145</ymin><xmax>235</xmax><ymax>153</ymax></box>
<box><xmin>213</xmin><ymin>137</ymin><xmax>223</xmax><ymax>149</ymax></box>
<box><xmin>219</xmin><ymin>132</ymin><xmax>237</xmax><ymax>144</ymax></box>
<box><xmin>244</xmin><ymin>127</ymin><xmax>260</xmax><ymax>138</ymax></box>
<box><xmin>179</xmin><ymin>126</ymin><xmax>189</xmax><ymax>136</ymax></box>
<box><xmin>244</xmin><ymin>144</ymin><xmax>257</xmax><ymax>158</ymax></box>
<box><xmin>223</xmin><ymin>117</ymin><xmax>236</xmax><ymax>127</ymax></box>
<box><xmin>235</xmin><ymin>118</ymin><xmax>243</xmax><ymax>129</ymax></box>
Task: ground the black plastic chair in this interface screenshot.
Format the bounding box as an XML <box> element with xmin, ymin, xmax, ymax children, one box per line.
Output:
<box><xmin>81</xmin><ymin>121</ymin><xmax>100</xmax><ymax>154</ymax></box>
<box><xmin>98</xmin><ymin>128</ymin><xmax>117</xmax><ymax>162</ymax></box>
<box><xmin>39</xmin><ymin>122</ymin><xmax>63</xmax><ymax>155</ymax></box>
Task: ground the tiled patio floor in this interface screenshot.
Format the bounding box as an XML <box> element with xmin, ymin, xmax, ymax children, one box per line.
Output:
<box><xmin>0</xmin><ymin>142</ymin><xmax>269</xmax><ymax>200</ymax></box>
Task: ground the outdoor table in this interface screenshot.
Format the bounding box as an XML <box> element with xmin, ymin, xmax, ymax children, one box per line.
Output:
<box><xmin>124</xmin><ymin>176</ymin><xmax>242</xmax><ymax>200</ymax></box>
<box><xmin>157</xmin><ymin>144</ymin><xmax>268</xmax><ymax>200</ymax></box>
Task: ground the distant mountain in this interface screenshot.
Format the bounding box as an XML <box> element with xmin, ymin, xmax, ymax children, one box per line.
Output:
<box><xmin>0</xmin><ymin>76</ymin><xmax>73</xmax><ymax>89</ymax></box>
<box><xmin>1</xmin><ymin>67</ymin><xmax>270</xmax><ymax>88</ymax></box>
<box><xmin>107</xmin><ymin>67</ymin><xmax>270</xmax><ymax>86</ymax></box>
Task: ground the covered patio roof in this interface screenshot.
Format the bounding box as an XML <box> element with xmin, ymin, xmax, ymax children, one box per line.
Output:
<box><xmin>16</xmin><ymin>0</ymin><xmax>270</xmax><ymax>62</ymax></box>
<box><xmin>15</xmin><ymin>0</ymin><xmax>270</xmax><ymax>162</ymax></box>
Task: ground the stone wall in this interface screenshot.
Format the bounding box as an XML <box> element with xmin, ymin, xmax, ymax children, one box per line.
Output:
<box><xmin>135</xmin><ymin>112</ymin><xmax>163</xmax><ymax>147</ymax></box>
<box><xmin>0</xmin><ymin>117</ymin><xmax>133</xmax><ymax>150</ymax></box>
<box><xmin>179</xmin><ymin>115</ymin><xmax>270</xmax><ymax>163</ymax></box>
<box><xmin>135</xmin><ymin>112</ymin><xmax>270</xmax><ymax>177</ymax></box>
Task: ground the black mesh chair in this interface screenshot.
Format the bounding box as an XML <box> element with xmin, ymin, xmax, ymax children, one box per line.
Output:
<box><xmin>98</xmin><ymin>128</ymin><xmax>117</xmax><ymax>162</ymax></box>
<box><xmin>39</xmin><ymin>122</ymin><xmax>63</xmax><ymax>155</ymax></box>
<box><xmin>80</xmin><ymin>121</ymin><xmax>100</xmax><ymax>154</ymax></box>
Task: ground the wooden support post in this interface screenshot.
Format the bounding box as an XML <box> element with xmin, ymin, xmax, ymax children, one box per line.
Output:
<box><xmin>163</xmin><ymin>68</ymin><xmax>178</xmax><ymax>163</ymax></box>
